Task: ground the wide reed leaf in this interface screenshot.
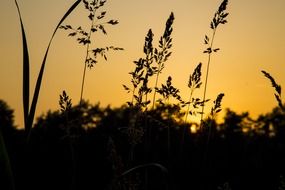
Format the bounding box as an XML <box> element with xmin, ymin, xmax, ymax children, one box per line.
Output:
<box><xmin>14</xmin><ymin>0</ymin><xmax>30</xmax><ymax>132</ymax></box>
<box><xmin>27</xmin><ymin>0</ymin><xmax>82</xmax><ymax>136</ymax></box>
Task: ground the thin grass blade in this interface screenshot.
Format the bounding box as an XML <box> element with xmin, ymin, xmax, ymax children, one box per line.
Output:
<box><xmin>120</xmin><ymin>163</ymin><xmax>168</xmax><ymax>177</ymax></box>
<box><xmin>15</xmin><ymin>0</ymin><xmax>30</xmax><ymax>132</ymax></box>
<box><xmin>27</xmin><ymin>0</ymin><xmax>82</xmax><ymax>135</ymax></box>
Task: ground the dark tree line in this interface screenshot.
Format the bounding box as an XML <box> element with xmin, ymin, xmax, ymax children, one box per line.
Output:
<box><xmin>1</xmin><ymin>99</ymin><xmax>285</xmax><ymax>190</ymax></box>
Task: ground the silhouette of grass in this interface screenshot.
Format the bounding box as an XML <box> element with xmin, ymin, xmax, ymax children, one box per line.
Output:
<box><xmin>123</xmin><ymin>29</ymin><xmax>155</xmax><ymax>108</ymax></box>
<box><xmin>262</xmin><ymin>70</ymin><xmax>284</xmax><ymax>111</ymax></box>
<box><xmin>12</xmin><ymin>1</ymin><xmax>81</xmax><ymax>190</ymax></box>
<box><xmin>58</xmin><ymin>90</ymin><xmax>78</xmax><ymax>190</ymax></box>
<box><xmin>14</xmin><ymin>0</ymin><xmax>30</xmax><ymax>134</ymax></box>
<box><xmin>211</xmin><ymin>93</ymin><xmax>225</xmax><ymax>118</ymax></box>
<box><xmin>60</xmin><ymin>0</ymin><xmax>123</xmax><ymax>105</ymax></box>
<box><xmin>123</xmin><ymin>12</ymin><xmax>175</xmax><ymax>110</ymax></box>
<box><xmin>15</xmin><ymin>0</ymin><xmax>81</xmax><ymax>137</ymax></box>
<box><xmin>152</xmin><ymin>12</ymin><xmax>175</xmax><ymax>109</ymax></box>
<box><xmin>122</xmin><ymin>2</ymin><xmax>229</xmax><ymax>182</ymax></box>
<box><xmin>4</xmin><ymin>0</ymin><xmax>249</xmax><ymax>189</ymax></box>
<box><xmin>204</xmin><ymin>93</ymin><xmax>225</xmax><ymax>161</ymax></box>
<box><xmin>200</xmin><ymin>0</ymin><xmax>229</xmax><ymax>123</ymax></box>
<box><xmin>4</xmin><ymin>1</ymin><xmax>80</xmax><ymax>190</ymax></box>
<box><xmin>181</xmin><ymin>62</ymin><xmax>205</xmax><ymax>146</ymax></box>
<box><xmin>4</xmin><ymin>0</ymin><xmax>285</xmax><ymax>189</ymax></box>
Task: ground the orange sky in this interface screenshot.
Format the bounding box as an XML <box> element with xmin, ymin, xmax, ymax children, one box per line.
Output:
<box><xmin>1</xmin><ymin>0</ymin><xmax>285</xmax><ymax>128</ymax></box>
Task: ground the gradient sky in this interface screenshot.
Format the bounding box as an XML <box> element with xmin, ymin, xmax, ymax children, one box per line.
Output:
<box><xmin>1</xmin><ymin>0</ymin><xmax>285</xmax><ymax>128</ymax></box>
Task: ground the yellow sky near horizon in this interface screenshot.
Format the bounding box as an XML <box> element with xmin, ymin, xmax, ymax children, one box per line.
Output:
<box><xmin>0</xmin><ymin>0</ymin><xmax>285</xmax><ymax>128</ymax></box>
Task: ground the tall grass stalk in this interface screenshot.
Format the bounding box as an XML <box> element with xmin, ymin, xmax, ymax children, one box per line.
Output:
<box><xmin>123</xmin><ymin>14</ymin><xmax>175</xmax><ymax>189</ymax></box>
<box><xmin>14</xmin><ymin>0</ymin><xmax>30</xmax><ymax>133</ymax></box>
<box><xmin>59</xmin><ymin>91</ymin><xmax>77</xmax><ymax>190</ymax></box>
<box><xmin>15</xmin><ymin>0</ymin><xmax>81</xmax><ymax>137</ymax></box>
<box><xmin>200</xmin><ymin>29</ymin><xmax>216</xmax><ymax>122</ymax></box>
<box><xmin>123</xmin><ymin>13</ymin><xmax>175</xmax><ymax>160</ymax></box>
<box><xmin>151</xmin><ymin>13</ymin><xmax>174</xmax><ymax>109</ymax></box>
<box><xmin>13</xmin><ymin>1</ymin><xmax>81</xmax><ymax>188</ymax></box>
<box><xmin>124</xmin><ymin>13</ymin><xmax>174</xmax><ymax>110</ymax></box>
<box><xmin>79</xmin><ymin>7</ymin><xmax>97</xmax><ymax>105</ymax></box>
<box><xmin>28</xmin><ymin>0</ymin><xmax>81</xmax><ymax>139</ymax></box>
<box><xmin>184</xmin><ymin>63</ymin><xmax>202</xmax><ymax>122</ymax></box>
<box><xmin>261</xmin><ymin>70</ymin><xmax>284</xmax><ymax>111</ymax></box>
<box><xmin>200</xmin><ymin>0</ymin><xmax>229</xmax><ymax>124</ymax></box>
<box><xmin>181</xmin><ymin>63</ymin><xmax>202</xmax><ymax>147</ymax></box>
<box><xmin>60</xmin><ymin>0</ymin><xmax>122</xmax><ymax>105</ymax></box>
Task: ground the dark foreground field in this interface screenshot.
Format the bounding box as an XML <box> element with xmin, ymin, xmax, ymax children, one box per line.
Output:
<box><xmin>1</xmin><ymin>100</ymin><xmax>285</xmax><ymax>190</ymax></box>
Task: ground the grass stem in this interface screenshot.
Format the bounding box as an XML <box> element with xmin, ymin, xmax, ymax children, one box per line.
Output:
<box><xmin>79</xmin><ymin>7</ymin><xmax>97</xmax><ymax>105</ymax></box>
<box><xmin>200</xmin><ymin>28</ymin><xmax>217</xmax><ymax>125</ymax></box>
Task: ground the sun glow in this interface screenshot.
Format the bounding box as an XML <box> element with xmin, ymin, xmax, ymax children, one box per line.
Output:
<box><xmin>190</xmin><ymin>123</ymin><xmax>198</xmax><ymax>134</ymax></box>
